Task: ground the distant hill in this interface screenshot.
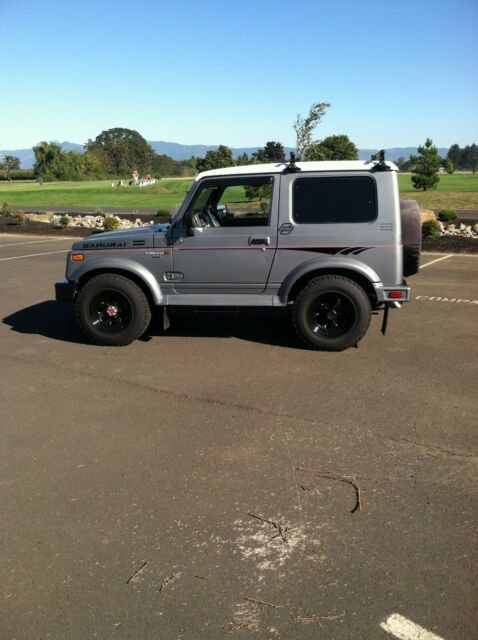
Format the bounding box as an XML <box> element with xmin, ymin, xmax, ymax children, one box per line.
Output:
<box><xmin>147</xmin><ymin>140</ymin><xmax>286</xmax><ymax>161</ymax></box>
<box><xmin>2</xmin><ymin>141</ymin><xmax>449</xmax><ymax>168</ymax></box>
<box><xmin>0</xmin><ymin>142</ymin><xmax>84</xmax><ymax>170</ymax></box>
<box><xmin>58</xmin><ymin>141</ymin><xmax>84</xmax><ymax>153</ymax></box>
<box><xmin>1</xmin><ymin>148</ymin><xmax>36</xmax><ymax>169</ymax></box>
<box><xmin>358</xmin><ymin>147</ymin><xmax>448</xmax><ymax>161</ymax></box>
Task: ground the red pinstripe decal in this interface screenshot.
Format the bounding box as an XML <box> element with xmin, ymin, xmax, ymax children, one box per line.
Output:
<box><xmin>78</xmin><ymin>244</ymin><xmax>394</xmax><ymax>253</ymax></box>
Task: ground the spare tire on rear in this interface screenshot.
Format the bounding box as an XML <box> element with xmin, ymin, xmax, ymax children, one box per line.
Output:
<box><xmin>400</xmin><ymin>200</ymin><xmax>422</xmax><ymax>276</ymax></box>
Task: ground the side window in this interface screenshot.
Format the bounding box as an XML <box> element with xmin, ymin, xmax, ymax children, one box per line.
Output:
<box><xmin>217</xmin><ymin>181</ymin><xmax>273</xmax><ymax>227</ymax></box>
<box><xmin>292</xmin><ymin>176</ymin><xmax>377</xmax><ymax>224</ymax></box>
<box><xmin>185</xmin><ymin>177</ymin><xmax>274</xmax><ymax>228</ymax></box>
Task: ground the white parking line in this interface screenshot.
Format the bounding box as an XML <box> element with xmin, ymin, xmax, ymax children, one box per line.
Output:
<box><xmin>380</xmin><ymin>613</ymin><xmax>445</xmax><ymax>640</ymax></box>
<box><xmin>415</xmin><ymin>295</ymin><xmax>478</xmax><ymax>305</ymax></box>
<box><xmin>421</xmin><ymin>251</ymin><xmax>478</xmax><ymax>258</ymax></box>
<box><xmin>0</xmin><ymin>250</ymin><xmax>69</xmax><ymax>261</ymax></box>
<box><xmin>0</xmin><ymin>238</ymin><xmax>72</xmax><ymax>248</ymax></box>
<box><xmin>420</xmin><ymin>255</ymin><xmax>453</xmax><ymax>269</ymax></box>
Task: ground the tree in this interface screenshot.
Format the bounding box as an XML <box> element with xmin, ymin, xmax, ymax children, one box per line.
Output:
<box><xmin>64</xmin><ymin>150</ymin><xmax>105</xmax><ymax>178</ymax></box>
<box><xmin>461</xmin><ymin>144</ymin><xmax>478</xmax><ymax>173</ymax></box>
<box><xmin>447</xmin><ymin>143</ymin><xmax>461</xmax><ymax>168</ymax></box>
<box><xmin>86</xmin><ymin>127</ymin><xmax>156</xmax><ymax>175</ymax></box>
<box><xmin>235</xmin><ymin>152</ymin><xmax>249</xmax><ymax>166</ymax></box>
<box><xmin>0</xmin><ymin>155</ymin><xmax>21</xmax><ymax>179</ymax></box>
<box><xmin>411</xmin><ymin>138</ymin><xmax>441</xmax><ymax>191</ymax></box>
<box><xmin>396</xmin><ymin>156</ymin><xmax>413</xmax><ymax>172</ymax></box>
<box><xmin>255</xmin><ymin>141</ymin><xmax>285</xmax><ymax>163</ymax></box>
<box><xmin>196</xmin><ymin>145</ymin><xmax>233</xmax><ymax>172</ymax></box>
<box><xmin>33</xmin><ymin>141</ymin><xmax>67</xmax><ymax>178</ymax></box>
<box><xmin>151</xmin><ymin>153</ymin><xmax>184</xmax><ymax>176</ymax></box>
<box><xmin>304</xmin><ymin>134</ymin><xmax>358</xmax><ymax>161</ymax></box>
<box><xmin>444</xmin><ymin>159</ymin><xmax>454</xmax><ymax>174</ymax></box>
<box><xmin>294</xmin><ymin>101</ymin><xmax>330</xmax><ymax>159</ymax></box>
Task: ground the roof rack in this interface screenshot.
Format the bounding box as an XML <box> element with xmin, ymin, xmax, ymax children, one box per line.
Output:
<box><xmin>370</xmin><ymin>149</ymin><xmax>391</xmax><ymax>172</ymax></box>
<box><xmin>283</xmin><ymin>152</ymin><xmax>302</xmax><ymax>173</ymax></box>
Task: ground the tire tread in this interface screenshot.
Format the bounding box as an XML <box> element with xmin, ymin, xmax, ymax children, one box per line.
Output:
<box><xmin>75</xmin><ymin>273</ymin><xmax>151</xmax><ymax>346</ymax></box>
<box><xmin>292</xmin><ymin>275</ymin><xmax>371</xmax><ymax>351</ymax></box>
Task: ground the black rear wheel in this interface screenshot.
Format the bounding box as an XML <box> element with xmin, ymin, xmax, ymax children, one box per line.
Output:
<box><xmin>293</xmin><ymin>276</ymin><xmax>371</xmax><ymax>351</ymax></box>
<box><xmin>76</xmin><ymin>274</ymin><xmax>151</xmax><ymax>346</ymax></box>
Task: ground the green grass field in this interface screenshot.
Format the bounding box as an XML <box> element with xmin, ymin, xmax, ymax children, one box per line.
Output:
<box><xmin>398</xmin><ymin>173</ymin><xmax>478</xmax><ymax>210</ymax></box>
<box><xmin>0</xmin><ymin>179</ymin><xmax>194</xmax><ymax>214</ymax></box>
<box><xmin>1</xmin><ymin>173</ymin><xmax>477</xmax><ymax>213</ymax></box>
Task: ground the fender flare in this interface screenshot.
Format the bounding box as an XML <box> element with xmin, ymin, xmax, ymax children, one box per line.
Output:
<box><xmin>70</xmin><ymin>257</ymin><xmax>164</xmax><ymax>305</ymax></box>
<box><xmin>278</xmin><ymin>257</ymin><xmax>382</xmax><ymax>304</ymax></box>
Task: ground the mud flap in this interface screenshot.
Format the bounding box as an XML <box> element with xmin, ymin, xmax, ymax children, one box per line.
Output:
<box><xmin>381</xmin><ymin>303</ymin><xmax>390</xmax><ymax>336</ymax></box>
<box><xmin>381</xmin><ymin>302</ymin><xmax>402</xmax><ymax>336</ymax></box>
<box><xmin>163</xmin><ymin>307</ymin><xmax>171</xmax><ymax>331</ymax></box>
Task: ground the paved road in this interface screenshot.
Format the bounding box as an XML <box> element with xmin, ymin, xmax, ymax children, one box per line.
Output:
<box><xmin>1</xmin><ymin>236</ymin><xmax>477</xmax><ymax>639</ymax></box>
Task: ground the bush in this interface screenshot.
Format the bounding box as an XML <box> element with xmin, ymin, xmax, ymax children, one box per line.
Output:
<box><xmin>1</xmin><ymin>201</ymin><xmax>12</xmax><ymax>217</ymax></box>
<box><xmin>59</xmin><ymin>214</ymin><xmax>70</xmax><ymax>227</ymax></box>
<box><xmin>422</xmin><ymin>218</ymin><xmax>441</xmax><ymax>238</ymax></box>
<box><xmin>437</xmin><ymin>209</ymin><xmax>458</xmax><ymax>223</ymax></box>
<box><xmin>0</xmin><ymin>169</ymin><xmax>35</xmax><ymax>181</ymax></box>
<box><xmin>12</xmin><ymin>211</ymin><xmax>26</xmax><ymax>225</ymax></box>
<box><xmin>103</xmin><ymin>216</ymin><xmax>120</xmax><ymax>232</ymax></box>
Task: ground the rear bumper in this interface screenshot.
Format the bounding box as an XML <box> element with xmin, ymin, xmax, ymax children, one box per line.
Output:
<box><xmin>374</xmin><ymin>283</ymin><xmax>411</xmax><ymax>303</ymax></box>
<box><xmin>55</xmin><ymin>280</ymin><xmax>77</xmax><ymax>303</ymax></box>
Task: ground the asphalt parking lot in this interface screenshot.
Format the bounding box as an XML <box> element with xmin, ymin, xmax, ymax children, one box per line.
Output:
<box><xmin>1</xmin><ymin>234</ymin><xmax>477</xmax><ymax>640</ymax></box>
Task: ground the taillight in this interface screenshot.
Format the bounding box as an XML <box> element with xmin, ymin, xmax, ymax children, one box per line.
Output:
<box><xmin>388</xmin><ymin>291</ymin><xmax>404</xmax><ymax>299</ymax></box>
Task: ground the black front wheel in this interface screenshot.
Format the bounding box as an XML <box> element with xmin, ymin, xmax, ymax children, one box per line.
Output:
<box><xmin>293</xmin><ymin>276</ymin><xmax>372</xmax><ymax>351</ymax></box>
<box><xmin>75</xmin><ymin>274</ymin><xmax>151</xmax><ymax>346</ymax></box>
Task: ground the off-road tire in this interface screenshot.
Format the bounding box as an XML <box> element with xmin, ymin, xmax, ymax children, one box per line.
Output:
<box><xmin>293</xmin><ymin>276</ymin><xmax>372</xmax><ymax>351</ymax></box>
<box><xmin>400</xmin><ymin>200</ymin><xmax>421</xmax><ymax>277</ymax></box>
<box><xmin>75</xmin><ymin>274</ymin><xmax>151</xmax><ymax>346</ymax></box>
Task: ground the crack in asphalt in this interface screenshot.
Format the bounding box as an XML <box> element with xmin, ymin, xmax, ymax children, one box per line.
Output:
<box><xmin>0</xmin><ymin>352</ymin><xmax>321</xmax><ymax>428</ymax></box>
<box><xmin>371</xmin><ymin>431</ymin><xmax>477</xmax><ymax>461</ymax></box>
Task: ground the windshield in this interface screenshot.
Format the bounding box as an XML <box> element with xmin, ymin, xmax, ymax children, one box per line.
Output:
<box><xmin>169</xmin><ymin>186</ymin><xmax>193</xmax><ymax>225</ymax></box>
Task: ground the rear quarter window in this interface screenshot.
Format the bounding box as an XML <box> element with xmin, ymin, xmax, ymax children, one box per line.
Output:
<box><xmin>292</xmin><ymin>176</ymin><xmax>377</xmax><ymax>224</ymax></box>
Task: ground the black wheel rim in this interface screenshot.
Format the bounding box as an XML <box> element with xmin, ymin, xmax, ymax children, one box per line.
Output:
<box><xmin>308</xmin><ymin>292</ymin><xmax>357</xmax><ymax>337</ymax></box>
<box><xmin>88</xmin><ymin>290</ymin><xmax>133</xmax><ymax>334</ymax></box>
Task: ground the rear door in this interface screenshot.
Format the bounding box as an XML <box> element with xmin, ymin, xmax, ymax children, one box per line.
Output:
<box><xmin>269</xmin><ymin>171</ymin><xmax>380</xmax><ymax>283</ymax></box>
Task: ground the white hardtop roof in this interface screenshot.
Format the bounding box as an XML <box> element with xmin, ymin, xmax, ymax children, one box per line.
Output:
<box><xmin>195</xmin><ymin>159</ymin><xmax>398</xmax><ymax>181</ymax></box>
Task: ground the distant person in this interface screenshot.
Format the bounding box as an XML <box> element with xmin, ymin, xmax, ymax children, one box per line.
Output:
<box><xmin>132</xmin><ymin>170</ymin><xmax>139</xmax><ymax>185</ymax></box>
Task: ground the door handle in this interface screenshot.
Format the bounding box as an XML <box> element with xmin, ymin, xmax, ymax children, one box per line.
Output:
<box><xmin>248</xmin><ymin>237</ymin><xmax>270</xmax><ymax>246</ymax></box>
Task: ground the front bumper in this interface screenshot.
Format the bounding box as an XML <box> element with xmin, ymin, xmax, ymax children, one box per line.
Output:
<box><xmin>55</xmin><ymin>280</ymin><xmax>77</xmax><ymax>303</ymax></box>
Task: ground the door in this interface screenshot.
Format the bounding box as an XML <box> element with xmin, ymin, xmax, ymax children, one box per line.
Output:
<box><xmin>171</xmin><ymin>175</ymin><xmax>279</xmax><ymax>294</ymax></box>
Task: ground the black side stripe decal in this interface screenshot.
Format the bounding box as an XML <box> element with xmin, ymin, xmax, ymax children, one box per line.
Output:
<box><xmin>281</xmin><ymin>246</ymin><xmax>369</xmax><ymax>255</ymax></box>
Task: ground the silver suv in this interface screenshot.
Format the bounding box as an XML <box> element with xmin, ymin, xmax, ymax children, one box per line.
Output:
<box><xmin>55</xmin><ymin>155</ymin><xmax>421</xmax><ymax>351</ymax></box>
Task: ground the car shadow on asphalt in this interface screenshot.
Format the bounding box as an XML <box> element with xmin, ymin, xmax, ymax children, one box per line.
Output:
<box><xmin>147</xmin><ymin>307</ymin><xmax>304</xmax><ymax>349</ymax></box>
<box><xmin>3</xmin><ymin>301</ymin><xmax>88</xmax><ymax>344</ymax></box>
<box><xmin>3</xmin><ymin>303</ymin><xmax>304</xmax><ymax>349</ymax></box>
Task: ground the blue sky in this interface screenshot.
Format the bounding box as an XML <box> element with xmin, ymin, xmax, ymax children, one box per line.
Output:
<box><xmin>1</xmin><ymin>0</ymin><xmax>477</xmax><ymax>150</ymax></box>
